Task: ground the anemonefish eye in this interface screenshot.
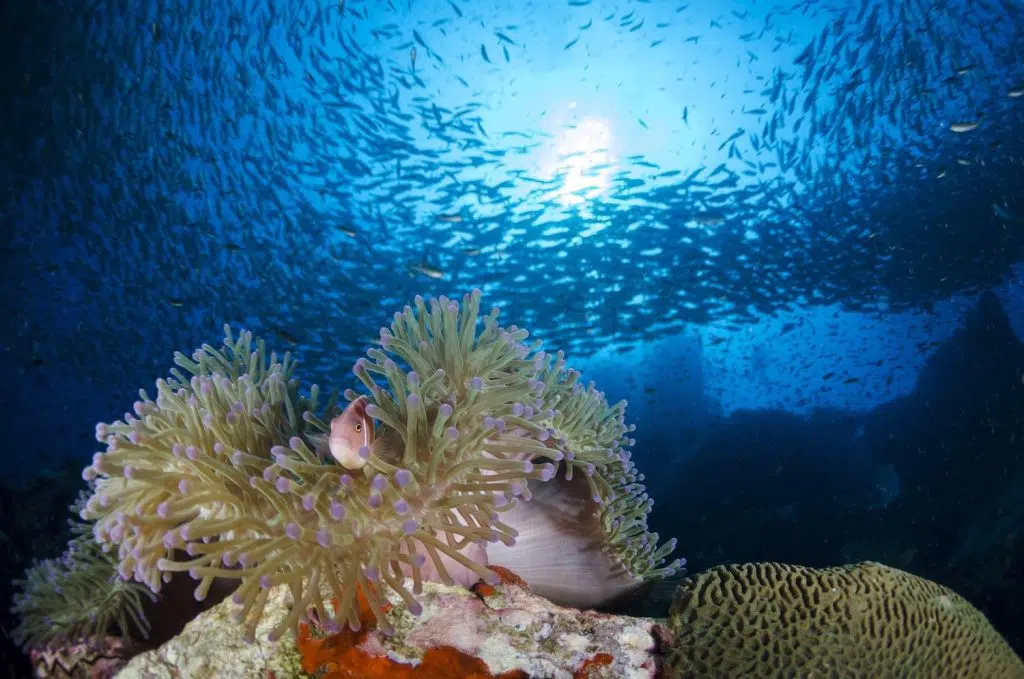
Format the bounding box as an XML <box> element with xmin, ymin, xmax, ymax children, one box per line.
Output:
<box><xmin>354</xmin><ymin>423</ymin><xmax>362</xmax><ymax>432</ymax></box>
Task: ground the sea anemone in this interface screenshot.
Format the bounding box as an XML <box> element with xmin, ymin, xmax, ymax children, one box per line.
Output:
<box><xmin>79</xmin><ymin>290</ymin><xmax>681</xmax><ymax>643</ymax></box>
<box><xmin>10</xmin><ymin>497</ymin><xmax>153</xmax><ymax>650</ymax></box>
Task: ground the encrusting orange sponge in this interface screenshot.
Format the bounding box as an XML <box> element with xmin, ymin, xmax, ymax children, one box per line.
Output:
<box><xmin>297</xmin><ymin>587</ymin><xmax>529</xmax><ymax>679</ymax></box>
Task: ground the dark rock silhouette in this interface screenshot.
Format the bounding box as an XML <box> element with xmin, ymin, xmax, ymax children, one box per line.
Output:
<box><xmin>646</xmin><ymin>407</ymin><xmax>881</xmax><ymax>569</ymax></box>
<box><xmin>646</xmin><ymin>290</ymin><xmax>1024</xmax><ymax>654</ymax></box>
<box><xmin>865</xmin><ymin>290</ymin><xmax>1024</xmax><ymax>653</ymax></box>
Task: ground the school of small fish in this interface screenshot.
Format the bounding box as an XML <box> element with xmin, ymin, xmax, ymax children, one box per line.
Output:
<box><xmin>0</xmin><ymin>0</ymin><xmax>1021</xmax><ymax>408</ymax></box>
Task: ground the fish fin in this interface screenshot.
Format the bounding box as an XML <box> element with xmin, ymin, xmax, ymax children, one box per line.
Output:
<box><xmin>372</xmin><ymin>430</ymin><xmax>403</xmax><ymax>464</ymax></box>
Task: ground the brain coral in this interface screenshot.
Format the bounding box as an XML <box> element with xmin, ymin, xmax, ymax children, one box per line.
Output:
<box><xmin>79</xmin><ymin>290</ymin><xmax>681</xmax><ymax>644</ymax></box>
<box><xmin>665</xmin><ymin>561</ymin><xmax>1024</xmax><ymax>679</ymax></box>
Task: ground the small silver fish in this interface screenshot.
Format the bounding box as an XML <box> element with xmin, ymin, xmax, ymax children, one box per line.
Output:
<box><xmin>694</xmin><ymin>213</ymin><xmax>725</xmax><ymax>226</ymax></box>
<box><xmin>949</xmin><ymin>121</ymin><xmax>980</xmax><ymax>133</ymax></box>
<box><xmin>409</xmin><ymin>262</ymin><xmax>445</xmax><ymax>279</ymax></box>
<box><xmin>993</xmin><ymin>204</ymin><xmax>1024</xmax><ymax>223</ymax></box>
<box><xmin>273</xmin><ymin>328</ymin><xmax>298</xmax><ymax>345</ymax></box>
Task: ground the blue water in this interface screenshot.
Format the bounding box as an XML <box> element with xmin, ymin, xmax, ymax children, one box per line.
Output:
<box><xmin>1</xmin><ymin>0</ymin><xmax>1023</xmax><ymax>672</ymax></box>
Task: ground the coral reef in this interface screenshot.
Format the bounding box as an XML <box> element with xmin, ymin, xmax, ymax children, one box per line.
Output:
<box><xmin>78</xmin><ymin>290</ymin><xmax>681</xmax><ymax>645</ymax></box>
<box><xmin>116</xmin><ymin>565</ymin><xmax>665</xmax><ymax>679</ymax></box>
<box><xmin>114</xmin><ymin>582</ymin><xmax>306</xmax><ymax>679</ymax></box>
<box><xmin>112</xmin><ymin>559</ymin><xmax>1024</xmax><ymax>678</ymax></box>
<box><xmin>664</xmin><ymin>561</ymin><xmax>1024</xmax><ymax>678</ymax></box>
